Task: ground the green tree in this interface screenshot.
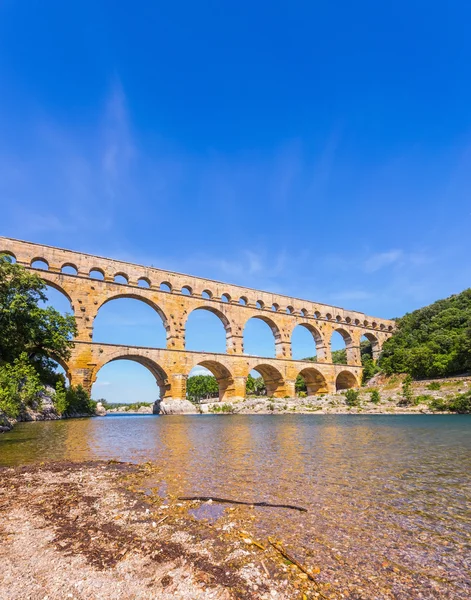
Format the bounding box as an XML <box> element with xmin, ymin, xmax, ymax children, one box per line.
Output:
<box><xmin>380</xmin><ymin>289</ymin><xmax>471</xmax><ymax>378</ymax></box>
<box><xmin>186</xmin><ymin>375</ymin><xmax>219</xmax><ymax>403</ymax></box>
<box><xmin>54</xmin><ymin>379</ymin><xmax>67</xmax><ymax>416</ymax></box>
<box><xmin>0</xmin><ymin>254</ymin><xmax>76</xmax><ymax>382</ymax></box>
<box><xmin>246</xmin><ymin>374</ymin><xmax>266</xmax><ymax>396</ymax></box>
<box><xmin>0</xmin><ymin>353</ymin><xmax>43</xmax><ymax>418</ymax></box>
<box><xmin>400</xmin><ymin>375</ymin><xmax>414</xmax><ymax>405</ymax></box>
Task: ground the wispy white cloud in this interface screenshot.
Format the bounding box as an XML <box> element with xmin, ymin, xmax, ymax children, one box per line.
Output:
<box><xmin>364</xmin><ymin>250</ymin><xmax>403</xmax><ymax>273</ymax></box>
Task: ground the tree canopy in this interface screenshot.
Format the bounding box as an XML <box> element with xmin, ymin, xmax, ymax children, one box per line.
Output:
<box><xmin>0</xmin><ymin>254</ymin><xmax>76</xmax><ymax>382</ymax></box>
<box><xmin>379</xmin><ymin>288</ymin><xmax>471</xmax><ymax>378</ymax></box>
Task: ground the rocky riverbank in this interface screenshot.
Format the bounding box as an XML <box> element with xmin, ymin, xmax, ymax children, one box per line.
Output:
<box><xmin>0</xmin><ymin>461</ymin><xmax>322</xmax><ymax>599</ymax></box>
<box><xmin>197</xmin><ymin>374</ymin><xmax>471</xmax><ymax>415</ymax></box>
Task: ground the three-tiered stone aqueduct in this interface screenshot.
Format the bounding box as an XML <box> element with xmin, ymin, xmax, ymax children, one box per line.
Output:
<box><xmin>1</xmin><ymin>237</ymin><xmax>395</xmax><ymax>402</ymax></box>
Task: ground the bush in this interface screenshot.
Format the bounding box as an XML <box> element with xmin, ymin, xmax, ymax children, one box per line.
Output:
<box><xmin>64</xmin><ymin>385</ymin><xmax>96</xmax><ymax>415</ymax></box>
<box><xmin>369</xmin><ymin>390</ymin><xmax>381</xmax><ymax>404</ymax></box>
<box><xmin>415</xmin><ymin>394</ymin><xmax>434</xmax><ymax>404</ymax></box>
<box><xmin>268</xmin><ymin>402</ymin><xmax>275</xmax><ymax>411</ymax></box>
<box><xmin>429</xmin><ymin>397</ymin><xmax>449</xmax><ymax>412</ymax></box>
<box><xmin>209</xmin><ymin>403</ymin><xmax>234</xmax><ymax>414</ymax></box>
<box><xmin>448</xmin><ymin>392</ymin><xmax>471</xmax><ymax>413</ymax></box>
<box><xmin>344</xmin><ymin>389</ymin><xmax>360</xmax><ymax>406</ymax></box>
<box><xmin>298</xmin><ymin>391</ymin><xmax>307</xmax><ymax>398</ymax></box>
<box><xmin>427</xmin><ymin>381</ymin><xmax>442</xmax><ymax>391</ymax></box>
<box><xmin>0</xmin><ymin>353</ymin><xmax>43</xmax><ymax>418</ymax></box>
<box><xmin>399</xmin><ymin>375</ymin><xmax>414</xmax><ymax>405</ymax></box>
<box><xmin>54</xmin><ymin>380</ymin><xmax>67</xmax><ymax>415</ymax></box>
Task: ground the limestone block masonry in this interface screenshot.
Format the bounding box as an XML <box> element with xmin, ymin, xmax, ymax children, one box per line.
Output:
<box><xmin>0</xmin><ymin>237</ymin><xmax>395</xmax><ymax>401</ymax></box>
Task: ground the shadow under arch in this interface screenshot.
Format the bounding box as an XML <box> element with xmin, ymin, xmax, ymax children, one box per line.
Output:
<box><xmin>249</xmin><ymin>363</ymin><xmax>285</xmax><ymax>397</ymax></box>
<box><xmin>243</xmin><ymin>315</ymin><xmax>282</xmax><ymax>357</ymax></box>
<box><xmin>291</xmin><ymin>322</ymin><xmax>327</xmax><ymax>361</ymax></box>
<box><xmin>361</xmin><ymin>331</ymin><xmax>381</xmax><ymax>360</ymax></box>
<box><xmin>331</xmin><ymin>327</ymin><xmax>355</xmax><ymax>365</ymax></box>
<box><xmin>95</xmin><ymin>293</ymin><xmax>170</xmax><ymax>342</ymax></box>
<box><xmin>191</xmin><ymin>360</ymin><xmax>234</xmax><ymax>402</ymax></box>
<box><xmin>94</xmin><ymin>355</ymin><xmax>170</xmax><ymax>399</ymax></box>
<box><xmin>185</xmin><ymin>305</ymin><xmax>233</xmax><ymax>352</ymax></box>
<box><xmin>297</xmin><ymin>367</ymin><xmax>329</xmax><ymax>395</ymax></box>
<box><xmin>336</xmin><ymin>370</ymin><xmax>358</xmax><ymax>391</ymax></box>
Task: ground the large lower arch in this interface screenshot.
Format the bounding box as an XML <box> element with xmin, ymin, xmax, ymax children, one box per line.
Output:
<box><xmin>185</xmin><ymin>306</ymin><xmax>233</xmax><ymax>353</ymax></box>
<box><xmin>297</xmin><ymin>367</ymin><xmax>329</xmax><ymax>395</ymax></box>
<box><xmin>243</xmin><ymin>315</ymin><xmax>282</xmax><ymax>357</ymax></box>
<box><xmin>336</xmin><ymin>370</ymin><xmax>358</xmax><ymax>391</ymax></box>
<box><xmin>190</xmin><ymin>360</ymin><xmax>235</xmax><ymax>402</ymax></box>
<box><xmin>94</xmin><ymin>355</ymin><xmax>170</xmax><ymax>400</ymax></box>
<box><xmin>249</xmin><ymin>363</ymin><xmax>285</xmax><ymax>397</ymax></box>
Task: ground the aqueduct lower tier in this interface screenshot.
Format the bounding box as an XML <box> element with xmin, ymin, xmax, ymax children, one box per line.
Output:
<box><xmin>1</xmin><ymin>237</ymin><xmax>395</xmax><ymax>398</ymax></box>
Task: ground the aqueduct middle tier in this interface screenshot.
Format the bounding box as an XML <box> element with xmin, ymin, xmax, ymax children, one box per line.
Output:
<box><xmin>0</xmin><ymin>236</ymin><xmax>395</xmax><ymax>400</ymax></box>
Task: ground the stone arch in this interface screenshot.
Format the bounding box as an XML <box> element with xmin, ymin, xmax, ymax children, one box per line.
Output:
<box><xmin>297</xmin><ymin>367</ymin><xmax>328</xmax><ymax>395</ymax></box>
<box><xmin>181</xmin><ymin>285</ymin><xmax>192</xmax><ymax>295</ymax></box>
<box><xmin>336</xmin><ymin>370</ymin><xmax>358</xmax><ymax>391</ymax></box>
<box><xmin>31</xmin><ymin>257</ymin><xmax>49</xmax><ymax>270</ymax></box>
<box><xmin>185</xmin><ymin>305</ymin><xmax>233</xmax><ymax>352</ymax></box>
<box><xmin>61</xmin><ymin>262</ymin><xmax>78</xmax><ymax>275</ymax></box>
<box><xmin>0</xmin><ymin>250</ymin><xmax>16</xmax><ymax>262</ymax></box>
<box><xmin>291</xmin><ymin>323</ymin><xmax>327</xmax><ymax>361</ymax></box>
<box><xmin>220</xmin><ymin>293</ymin><xmax>231</xmax><ymax>303</ymax></box>
<box><xmin>93</xmin><ymin>354</ymin><xmax>169</xmax><ymax>399</ymax></box>
<box><xmin>114</xmin><ymin>272</ymin><xmax>129</xmax><ymax>284</ymax></box>
<box><xmin>331</xmin><ymin>327</ymin><xmax>356</xmax><ymax>365</ymax></box>
<box><xmin>138</xmin><ymin>277</ymin><xmax>151</xmax><ymax>288</ymax></box>
<box><xmin>361</xmin><ymin>331</ymin><xmax>381</xmax><ymax>360</ymax></box>
<box><xmin>89</xmin><ymin>267</ymin><xmax>105</xmax><ymax>280</ymax></box>
<box><xmin>95</xmin><ymin>294</ymin><xmax>170</xmax><ymax>342</ymax></box>
<box><xmin>35</xmin><ymin>275</ymin><xmax>75</xmax><ymax>309</ymax></box>
<box><xmin>160</xmin><ymin>281</ymin><xmax>172</xmax><ymax>292</ymax></box>
<box><xmin>191</xmin><ymin>360</ymin><xmax>234</xmax><ymax>402</ymax></box>
<box><xmin>201</xmin><ymin>289</ymin><xmax>213</xmax><ymax>299</ymax></box>
<box><xmin>243</xmin><ymin>315</ymin><xmax>282</xmax><ymax>358</ymax></box>
<box><xmin>249</xmin><ymin>363</ymin><xmax>285</xmax><ymax>397</ymax></box>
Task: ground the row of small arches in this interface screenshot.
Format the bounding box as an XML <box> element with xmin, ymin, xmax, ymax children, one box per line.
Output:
<box><xmin>3</xmin><ymin>251</ymin><xmax>392</xmax><ymax>331</ymax></box>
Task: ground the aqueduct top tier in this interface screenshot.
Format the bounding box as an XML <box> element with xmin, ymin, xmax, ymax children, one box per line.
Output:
<box><xmin>0</xmin><ymin>236</ymin><xmax>394</xmax><ymax>365</ymax></box>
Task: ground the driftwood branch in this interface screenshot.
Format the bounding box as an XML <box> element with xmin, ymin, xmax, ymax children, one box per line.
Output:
<box><xmin>268</xmin><ymin>537</ymin><xmax>330</xmax><ymax>599</ymax></box>
<box><xmin>178</xmin><ymin>496</ymin><xmax>307</xmax><ymax>512</ymax></box>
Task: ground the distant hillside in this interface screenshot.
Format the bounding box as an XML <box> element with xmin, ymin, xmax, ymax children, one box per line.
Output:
<box><xmin>379</xmin><ymin>288</ymin><xmax>471</xmax><ymax>379</ymax></box>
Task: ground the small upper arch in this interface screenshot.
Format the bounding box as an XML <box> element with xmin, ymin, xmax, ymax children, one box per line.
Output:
<box><xmin>89</xmin><ymin>267</ymin><xmax>105</xmax><ymax>280</ymax></box>
<box><xmin>138</xmin><ymin>277</ymin><xmax>151</xmax><ymax>288</ymax></box>
<box><xmin>201</xmin><ymin>289</ymin><xmax>213</xmax><ymax>299</ymax></box>
<box><xmin>220</xmin><ymin>293</ymin><xmax>231</xmax><ymax>303</ymax></box>
<box><xmin>256</xmin><ymin>300</ymin><xmax>264</xmax><ymax>309</ymax></box>
<box><xmin>271</xmin><ymin>303</ymin><xmax>279</xmax><ymax>312</ymax></box>
<box><xmin>31</xmin><ymin>257</ymin><xmax>49</xmax><ymax>270</ymax></box>
<box><xmin>160</xmin><ymin>281</ymin><xmax>172</xmax><ymax>292</ymax></box>
<box><xmin>181</xmin><ymin>285</ymin><xmax>192</xmax><ymax>296</ymax></box>
<box><xmin>114</xmin><ymin>272</ymin><xmax>129</xmax><ymax>284</ymax></box>
<box><xmin>286</xmin><ymin>305</ymin><xmax>294</xmax><ymax>315</ymax></box>
<box><xmin>300</xmin><ymin>308</ymin><xmax>308</xmax><ymax>317</ymax></box>
<box><xmin>0</xmin><ymin>250</ymin><xmax>16</xmax><ymax>262</ymax></box>
<box><xmin>239</xmin><ymin>296</ymin><xmax>248</xmax><ymax>306</ymax></box>
<box><xmin>61</xmin><ymin>263</ymin><xmax>78</xmax><ymax>275</ymax></box>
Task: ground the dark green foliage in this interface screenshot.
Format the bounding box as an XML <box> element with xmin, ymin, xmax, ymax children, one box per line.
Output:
<box><xmin>344</xmin><ymin>389</ymin><xmax>360</xmax><ymax>406</ymax></box>
<box><xmin>0</xmin><ymin>353</ymin><xmax>42</xmax><ymax>418</ymax></box>
<box><xmin>246</xmin><ymin>373</ymin><xmax>266</xmax><ymax>396</ymax></box>
<box><xmin>295</xmin><ymin>374</ymin><xmax>307</xmax><ymax>393</ymax></box>
<box><xmin>65</xmin><ymin>385</ymin><xmax>96</xmax><ymax>415</ymax></box>
<box><xmin>0</xmin><ymin>255</ymin><xmax>76</xmax><ymax>380</ymax></box>
<box><xmin>429</xmin><ymin>391</ymin><xmax>471</xmax><ymax>413</ymax></box>
<box><xmin>186</xmin><ymin>375</ymin><xmax>219</xmax><ymax>403</ymax></box>
<box><xmin>427</xmin><ymin>381</ymin><xmax>441</xmax><ymax>391</ymax></box>
<box><xmin>380</xmin><ymin>289</ymin><xmax>471</xmax><ymax>378</ymax></box>
<box><xmin>448</xmin><ymin>392</ymin><xmax>471</xmax><ymax>413</ymax></box>
<box><xmin>415</xmin><ymin>394</ymin><xmax>433</xmax><ymax>404</ymax></box>
<box><xmin>400</xmin><ymin>375</ymin><xmax>414</xmax><ymax>405</ymax></box>
<box><xmin>369</xmin><ymin>390</ymin><xmax>381</xmax><ymax>404</ymax></box>
<box><xmin>332</xmin><ymin>348</ymin><xmax>347</xmax><ymax>364</ymax></box>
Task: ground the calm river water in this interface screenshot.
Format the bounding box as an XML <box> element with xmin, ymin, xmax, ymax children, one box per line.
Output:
<box><xmin>1</xmin><ymin>414</ymin><xmax>470</xmax><ymax>598</ymax></box>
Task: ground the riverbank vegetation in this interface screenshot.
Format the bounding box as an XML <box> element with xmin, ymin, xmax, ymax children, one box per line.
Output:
<box><xmin>0</xmin><ymin>254</ymin><xmax>95</xmax><ymax>425</ymax></box>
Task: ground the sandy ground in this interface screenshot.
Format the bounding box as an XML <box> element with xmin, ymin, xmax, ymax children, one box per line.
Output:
<box><xmin>0</xmin><ymin>461</ymin><xmax>327</xmax><ymax>600</ymax></box>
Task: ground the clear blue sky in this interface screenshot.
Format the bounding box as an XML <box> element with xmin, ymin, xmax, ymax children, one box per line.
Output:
<box><xmin>1</xmin><ymin>1</ymin><xmax>471</xmax><ymax>402</ymax></box>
